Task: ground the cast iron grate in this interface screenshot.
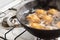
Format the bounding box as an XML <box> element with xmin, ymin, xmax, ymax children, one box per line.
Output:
<box><xmin>4</xmin><ymin>27</ymin><xmax>26</xmax><ymax>40</ymax></box>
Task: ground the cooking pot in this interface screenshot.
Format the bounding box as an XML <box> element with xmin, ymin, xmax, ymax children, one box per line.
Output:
<box><xmin>16</xmin><ymin>0</ymin><xmax>60</xmax><ymax>39</ymax></box>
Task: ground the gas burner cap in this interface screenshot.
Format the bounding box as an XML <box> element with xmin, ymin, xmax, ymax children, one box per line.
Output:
<box><xmin>7</xmin><ymin>16</ymin><xmax>20</xmax><ymax>27</ymax></box>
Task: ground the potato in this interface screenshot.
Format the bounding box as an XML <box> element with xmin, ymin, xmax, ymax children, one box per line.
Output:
<box><xmin>35</xmin><ymin>9</ymin><xmax>46</xmax><ymax>15</ymax></box>
<box><xmin>29</xmin><ymin>23</ymin><xmax>45</xmax><ymax>29</ymax></box>
<box><xmin>26</xmin><ymin>14</ymin><xmax>40</xmax><ymax>23</ymax></box>
<box><xmin>29</xmin><ymin>23</ymin><xmax>50</xmax><ymax>30</ymax></box>
<box><xmin>35</xmin><ymin>9</ymin><xmax>47</xmax><ymax>18</ymax></box>
<box><xmin>43</xmin><ymin>15</ymin><xmax>53</xmax><ymax>25</ymax></box>
<box><xmin>48</xmin><ymin>9</ymin><xmax>58</xmax><ymax>15</ymax></box>
<box><xmin>56</xmin><ymin>22</ymin><xmax>60</xmax><ymax>28</ymax></box>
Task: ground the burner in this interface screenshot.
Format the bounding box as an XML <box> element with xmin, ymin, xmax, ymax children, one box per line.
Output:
<box><xmin>36</xmin><ymin>38</ymin><xmax>58</xmax><ymax>40</ymax></box>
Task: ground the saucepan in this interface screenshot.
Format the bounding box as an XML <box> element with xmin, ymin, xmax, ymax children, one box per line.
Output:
<box><xmin>16</xmin><ymin>0</ymin><xmax>60</xmax><ymax>39</ymax></box>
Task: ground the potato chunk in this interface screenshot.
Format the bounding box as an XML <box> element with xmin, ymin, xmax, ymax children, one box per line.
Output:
<box><xmin>43</xmin><ymin>15</ymin><xmax>53</xmax><ymax>25</ymax></box>
<box><xmin>48</xmin><ymin>9</ymin><xmax>58</xmax><ymax>15</ymax></box>
<box><xmin>26</xmin><ymin>14</ymin><xmax>40</xmax><ymax>23</ymax></box>
<box><xmin>35</xmin><ymin>9</ymin><xmax>46</xmax><ymax>18</ymax></box>
<box><xmin>29</xmin><ymin>23</ymin><xmax>45</xmax><ymax>29</ymax></box>
<box><xmin>35</xmin><ymin>9</ymin><xmax>46</xmax><ymax>15</ymax></box>
<box><xmin>56</xmin><ymin>22</ymin><xmax>60</xmax><ymax>28</ymax></box>
<box><xmin>29</xmin><ymin>23</ymin><xmax>50</xmax><ymax>30</ymax></box>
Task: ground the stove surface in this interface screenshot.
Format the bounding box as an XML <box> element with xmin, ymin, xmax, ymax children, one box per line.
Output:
<box><xmin>0</xmin><ymin>0</ymin><xmax>60</xmax><ymax>40</ymax></box>
<box><xmin>0</xmin><ymin>24</ymin><xmax>35</xmax><ymax>40</ymax></box>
